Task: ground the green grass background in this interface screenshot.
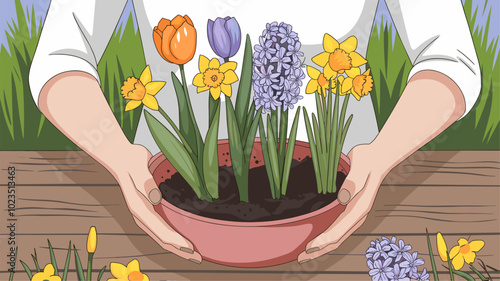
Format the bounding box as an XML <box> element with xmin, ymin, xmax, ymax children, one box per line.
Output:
<box><xmin>0</xmin><ymin>0</ymin><xmax>498</xmax><ymax>150</ymax></box>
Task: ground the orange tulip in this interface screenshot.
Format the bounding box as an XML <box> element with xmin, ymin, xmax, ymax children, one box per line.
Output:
<box><xmin>153</xmin><ymin>15</ymin><xmax>197</xmax><ymax>65</ymax></box>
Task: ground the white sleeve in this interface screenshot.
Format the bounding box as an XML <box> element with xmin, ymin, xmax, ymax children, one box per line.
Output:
<box><xmin>29</xmin><ymin>0</ymin><xmax>128</xmax><ymax>106</ymax></box>
<box><xmin>385</xmin><ymin>0</ymin><xmax>481</xmax><ymax>118</ymax></box>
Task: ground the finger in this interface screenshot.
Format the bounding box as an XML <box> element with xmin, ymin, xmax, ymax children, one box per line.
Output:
<box><xmin>132</xmin><ymin>174</ymin><xmax>162</xmax><ymax>205</ymax></box>
<box><xmin>297</xmin><ymin>215</ymin><xmax>367</xmax><ymax>264</ymax></box>
<box><xmin>337</xmin><ymin>172</ymin><xmax>368</xmax><ymax>205</ymax></box>
<box><xmin>133</xmin><ymin>216</ymin><xmax>202</xmax><ymax>264</ymax></box>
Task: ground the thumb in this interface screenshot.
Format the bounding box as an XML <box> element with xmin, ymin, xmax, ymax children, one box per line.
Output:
<box><xmin>135</xmin><ymin>175</ymin><xmax>162</xmax><ymax>205</ymax></box>
<box><xmin>337</xmin><ymin>172</ymin><xmax>367</xmax><ymax>205</ymax></box>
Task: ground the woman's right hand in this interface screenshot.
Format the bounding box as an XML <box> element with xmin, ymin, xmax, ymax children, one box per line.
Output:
<box><xmin>109</xmin><ymin>144</ymin><xmax>202</xmax><ymax>263</ymax></box>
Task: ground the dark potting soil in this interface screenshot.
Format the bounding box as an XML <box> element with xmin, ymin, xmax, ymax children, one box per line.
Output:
<box><xmin>158</xmin><ymin>157</ymin><xmax>346</xmax><ymax>222</ymax></box>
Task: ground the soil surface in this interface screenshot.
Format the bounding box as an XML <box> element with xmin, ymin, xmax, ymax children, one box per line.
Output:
<box><xmin>158</xmin><ymin>157</ymin><xmax>346</xmax><ymax>222</ymax></box>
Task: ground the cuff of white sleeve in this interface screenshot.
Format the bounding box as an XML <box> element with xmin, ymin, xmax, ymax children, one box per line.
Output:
<box><xmin>407</xmin><ymin>59</ymin><xmax>481</xmax><ymax>120</ymax></box>
<box><xmin>29</xmin><ymin>54</ymin><xmax>101</xmax><ymax>107</ymax></box>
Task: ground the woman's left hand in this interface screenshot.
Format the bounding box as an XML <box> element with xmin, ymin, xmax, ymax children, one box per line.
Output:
<box><xmin>297</xmin><ymin>143</ymin><xmax>387</xmax><ymax>264</ymax></box>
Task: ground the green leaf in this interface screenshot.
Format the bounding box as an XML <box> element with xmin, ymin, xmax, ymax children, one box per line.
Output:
<box><xmin>73</xmin><ymin>245</ymin><xmax>85</xmax><ymax>281</ymax></box>
<box><xmin>243</xmin><ymin>107</ymin><xmax>262</xmax><ymax>157</ymax></box>
<box><xmin>145</xmin><ymin>111</ymin><xmax>205</xmax><ymax>200</ymax></box>
<box><xmin>280</xmin><ymin>107</ymin><xmax>301</xmax><ymax>195</ymax></box>
<box><xmin>267</xmin><ymin>116</ymin><xmax>281</xmax><ymax>196</ymax></box>
<box><xmin>48</xmin><ymin>239</ymin><xmax>59</xmax><ymax>275</ymax></box>
<box><xmin>20</xmin><ymin>260</ymin><xmax>33</xmax><ymax>280</ymax></box>
<box><xmin>172</xmin><ymin>72</ymin><xmax>199</xmax><ymax>156</ymax></box>
<box><xmin>208</xmin><ymin>94</ymin><xmax>218</xmax><ymax>126</ymax></box>
<box><xmin>243</xmin><ymin>102</ymin><xmax>256</xmax><ymax>142</ymax></box>
<box><xmin>315</xmin><ymin>93</ymin><xmax>327</xmax><ymax>153</ymax></box>
<box><xmin>450</xmin><ymin>268</ymin><xmax>475</xmax><ymax>281</ymax></box>
<box><xmin>303</xmin><ymin>107</ymin><xmax>322</xmax><ymax>194</ymax></box>
<box><xmin>327</xmin><ymin>82</ymin><xmax>341</xmax><ymax>193</ymax></box>
<box><xmin>278</xmin><ymin>109</ymin><xmax>288</xmax><ymax>178</ymax></box>
<box><xmin>9</xmin><ymin>247</ymin><xmax>17</xmax><ymax>281</ymax></box>
<box><xmin>486</xmin><ymin>265</ymin><xmax>500</xmax><ymax>273</ymax></box>
<box><xmin>203</xmin><ymin>101</ymin><xmax>220</xmax><ymax>199</ymax></box>
<box><xmin>97</xmin><ymin>266</ymin><xmax>107</xmax><ymax>281</ymax></box>
<box><xmin>31</xmin><ymin>248</ymin><xmax>40</xmax><ymax>272</ymax></box>
<box><xmin>62</xmin><ymin>241</ymin><xmax>71</xmax><ymax>281</ymax></box>
<box><xmin>259</xmin><ymin>115</ymin><xmax>277</xmax><ymax>199</ymax></box>
<box><xmin>235</xmin><ymin>35</ymin><xmax>253</xmax><ymax>130</ymax></box>
<box><xmin>225</xmin><ymin>96</ymin><xmax>248</xmax><ymax>202</ymax></box>
<box><xmin>426</xmin><ymin>229</ymin><xmax>439</xmax><ymax>281</ymax></box>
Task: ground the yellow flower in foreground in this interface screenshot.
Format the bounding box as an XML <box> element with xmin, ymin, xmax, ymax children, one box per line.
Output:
<box><xmin>312</xmin><ymin>34</ymin><xmax>367</xmax><ymax>79</ymax></box>
<box><xmin>32</xmin><ymin>264</ymin><xmax>61</xmax><ymax>281</ymax></box>
<box><xmin>108</xmin><ymin>259</ymin><xmax>149</xmax><ymax>281</ymax></box>
<box><xmin>449</xmin><ymin>238</ymin><xmax>485</xmax><ymax>270</ymax></box>
<box><xmin>87</xmin><ymin>226</ymin><xmax>97</xmax><ymax>253</ymax></box>
<box><xmin>193</xmin><ymin>55</ymin><xmax>238</xmax><ymax>100</ymax></box>
<box><xmin>305</xmin><ymin>66</ymin><xmax>335</xmax><ymax>97</ymax></box>
<box><xmin>338</xmin><ymin>69</ymin><xmax>373</xmax><ymax>100</ymax></box>
<box><xmin>121</xmin><ymin>65</ymin><xmax>166</xmax><ymax>111</ymax></box>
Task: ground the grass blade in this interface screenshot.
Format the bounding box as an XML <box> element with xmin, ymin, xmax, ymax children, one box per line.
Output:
<box><xmin>62</xmin><ymin>241</ymin><xmax>71</xmax><ymax>281</ymax></box>
<box><xmin>97</xmin><ymin>266</ymin><xmax>107</xmax><ymax>281</ymax></box>
<box><xmin>48</xmin><ymin>239</ymin><xmax>59</xmax><ymax>275</ymax></box>
<box><xmin>280</xmin><ymin>107</ymin><xmax>301</xmax><ymax>195</ymax></box>
<box><xmin>426</xmin><ymin>229</ymin><xmax>439</xmax><ymax>281</ymax></box>
<box><xmin>73</xmin><ymin>245</ymin><xmax>85</xmax><ymax>281</ymax></box>
<box><xmin>203</xmin><ymin>100</ymin><xmax>220</xmax><ymax>199</ymax></box>
<box><xmin>31</xmin><ymin>248</ymin><xmax>40</xmax><ymax>272</ymax></box>
<box><xmin>20</xmin><ymin>260</ymin><xmax>33</xmax><ymax>280</ymax></box>
<box><xmin>449</xmin><ymin>268</ymin><xmax>474</xmax><ymax>281</ymax></box>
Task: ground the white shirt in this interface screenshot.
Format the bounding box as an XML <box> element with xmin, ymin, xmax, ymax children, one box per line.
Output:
<box><xmin>29</xmin><ymin>0</ymin><xmax>480</xmax><ymax>155</ymax></box>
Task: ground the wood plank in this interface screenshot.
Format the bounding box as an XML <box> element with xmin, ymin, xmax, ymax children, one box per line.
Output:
<box><xmin>1</xmin><ymin>151</ymin><xmax>499</xmax><ymax>186</ymax></box>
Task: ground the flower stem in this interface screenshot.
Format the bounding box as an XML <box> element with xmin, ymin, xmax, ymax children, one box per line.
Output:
<box><xmin>86</xmin><ymin>252</ymin><xmax>93</xmax><ymax>281</ymax></box>
<box><xmin>446</xmin><ymin>251</ymin><xmax>455</xmax><ymax>281</ymax></box>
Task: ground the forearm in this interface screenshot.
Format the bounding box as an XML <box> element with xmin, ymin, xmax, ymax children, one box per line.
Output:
<box><xmin>38</xmin><ymin>71</ymin><xmax>132</xmax><ymax>172</ymax></box>
<box><xmin>370</xmin><ymin>70</ymin><xmax>466</xmax><ymax>173</ymax></box>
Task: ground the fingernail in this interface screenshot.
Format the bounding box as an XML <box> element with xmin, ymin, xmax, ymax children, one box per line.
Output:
<box><xmin>189</xmin><ymin>258</ymin><xmax>202</xmax><ymax>264</ymax></box>
<box><xmin>338</xmin><ymin>189</ymin><xmax>351</xmax><ymax>205</ymax></box>
<box><xmin>149</xmin><ymin>189</ymin><xmax>162</xmax><ymax>205</ymax></box>
<box><xmin>180</xmin><ymin>247</ymin><xmax>194</xmax><ymax>254</ymax></box>
<box><xmin>299</xmin><ymin>258</ymin><xmax>311</xmax><ymax>265</ymax></box>
<box><xmin>306</xmin><ymin>247</ymin><xmax>320</xmax><ymax>254</ymax></box>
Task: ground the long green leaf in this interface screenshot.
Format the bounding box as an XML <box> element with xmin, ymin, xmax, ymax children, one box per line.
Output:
<box><xmin>259</xmin><ymin>116</ymin><xmax>276</xmax><ymax>199</ymax></box>
<box><xmin>48</xmin><ymin>239</ymin><xmax>59</xmax><ymax>275</ymax></box>
<box><xmin>243</xmin><ymin>107</ymin><xmax>263</xmax><ymax>157</ymax></box>
<box><xmin>450</xmin><ymin>268</ymin><xmax>474</xmax><ymax>281</ymax></box>
<box><xmin>266</xmin><ymin>116</ymin><xmax>281</xmax><ymax>197</ymax></box>
<box><xmin>97</xmin><ymin>266</ymin><xmax>107</xmax><ymax>281</ymax></box>
<box><xmin>31</xmin><ymin>248</ymin><xmax>40</xmax><ymax>272</ymax></box>
<box><xmin>225</xmin><ymin>96</ymin><xmax>248</xmax><ymax>202</ymax></box>
<box><xmin>73</xmin><ymin>245</ymin><xmax>85</xmax><ymax>281</ymax></box>
<box><xmin>315</xmin><ymin>93</ymin><xmax>327</xmax><ymax>153</ymax></box>
<box><xmin>327</xmin><ymin>82</ymin><xmax>341</xmax><ymax>193</ymax></box>
<box><xmin>243</xmin><ymin>102</ymin><xmax>256</xmax><ymax>142</ymax></box>
<box><xmin>62</xmin><ymin>241</ymin><xmax>71</xmax><ymax>281</ymax></box>
<box><xmin>145</xmin><ymin>111</ymin><xmax>206</xmax><ymax>200</ymax></box>
<box><xmin>203</xmin><ymin>101</ymin><xmax>220</xmax><ymax>199</ymax></box>
<box><xmin>280</xmin><ymin>107</ymin><xmax>301</xmax><ymax>195</ymax></box>
<box><xmin>20</xmin><ymin>260</ymin><xmax>32</xmax><ymax>280</ymax></box>
<box><xmin>235</xmin><ymin>35</ymin><xmax>253</xmax><ymax>130</ymax></box>
<box><xmin>312</xmin><ymin>113</ymin><xmax>322</xmax><ymax>153</ymax></box>
<box><xmin>278</xmin><ymin>109</ymin><xmax>288</xmax><ymax>178</ymax></box>
<box><xmin>303</xmin><ymin>107</ymin><xmax>322</xmax><ymax>194</ymax></box>
<box><xmin>426</xmin><ymin>229</ymin><xmax>439</xmax><ymax>281</ymax></box>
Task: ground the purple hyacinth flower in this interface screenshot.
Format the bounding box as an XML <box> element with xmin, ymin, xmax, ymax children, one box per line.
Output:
<box><xmin>400</xmin><ymin>251</ymin><xmax>425</xmax><ymax>274</ymax></box>
<box><xmin>277</xmin><ymin>23</ymin><xmax>298</xmax><ymax>44</ymax></box>
<box><xmin>207</xmin><ymin>17</ymin><xmax>241</xmax><ymax>59</ymax></box>
<box><xmin>270</xmin><ymin>47</ymin><xmax>292</xmax><ymax>72</ymax></box>
<box><xmin>367</xmin><ymin>239</ymin><xmax>391</xmax><ymax>260</ymax></box>
<box><xmin>411</xmin><ymin>268</ymin><xmax>430</xmax><ymax>281</ymax></box>
<box><xmin>369</xmin><ymin>258</ymin><xmax>393</xmax><ymax>281</ymax></box>
<box><xmin>388</xmin><ymin>264</ymin><xmax>410</xmax><ymax>281</ymax></box>
<box><xmin>258</xmin><ymin>65</ymin><xmax>280</xmax><ymax>86</ymax></box>
<box><xmin>255</xmin><ymin>36</ymin><xmax>276</xmax><ymax>61</ymax></box>
<box><xmin>287</xmin><ymin>41</ymin><xmax>304</xmax><ymax>58</ymax></box>
<box><xmin>389</xmin><ymin>239</ymin><xmax>412</xmax><ymax>262</ymax></box>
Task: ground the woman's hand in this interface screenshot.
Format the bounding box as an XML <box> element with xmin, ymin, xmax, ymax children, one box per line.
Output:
<box><xmin>111</xmin><ymin>144</ymin><xmax>202</xmax><ymax>263</ymax></box>
<box><xmin>297</xmin><ymin>144</ymin><xmax>386</xmax><ymax>264</ymax></box>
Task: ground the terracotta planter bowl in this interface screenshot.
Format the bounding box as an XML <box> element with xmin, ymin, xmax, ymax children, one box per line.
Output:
<box><xmin>148</xmin><ymin>139</ymin><xmax>350</xmax><ymax>267</ymax></box>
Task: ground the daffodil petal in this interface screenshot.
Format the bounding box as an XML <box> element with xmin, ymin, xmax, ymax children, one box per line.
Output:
<box><xmin>452</xmin><ymin>255</ymin><xmax>465</xmax><ymax>270</ymax></box>
<box><xmin>223</xmin><ymin>69</ymin><xmax>238</xmax><ymax>84</ymax></box>
<box><xmin>145</xmin><ymin>81</ymin><xmax>165</xmax><ymax>96</ymax></box>
<box><xmin>323</xmin><ymin>63</ymin><xmax>337</xmax><ymax>80</ymax></box>
<box><xmin>340</xmin><ymin>36</ymin><xmax>357</xmax><ymax>53</ymax></box>
<box><xmin>110</xmin><ymin>262</ymin><xmax>128</xmax><ymax>278</ymax></box>
<box><xmin>142</xmin><ymin>95</ymin><xmax>159</xmax><ymax>110</ymax></box>
<box><xmin>125</xmin><ymin>100</ymin><xmax>142</xmax><ymax>111</ymax></box>
<box><xmin>197</xmin><ymin>85</ymin><xmax>210</xmax><ymax>93</ymax></box>
<box><xmin>449</xmin><ymin>245</ymin><xmax>460</xmax><ymax>260</ymax></box>
<box><xmin>312</xmin><ymin>52</ymin><xmax>330</xmax><ymax>67</ymax></box>
<box><xmin>350</xmin><ymin>51</ymin><xmax>368</xmax><ymax>67</ymax></box>
<box><xmin>209</xmin><ymin>58</ymin><xmax>220</xmax><ymax>69</ymax></box>
<box><xmin>44</xmin><ymin>264</ymin><xmax>56</xmax><ymax>275</ymax></box>
<box><xmin>143</xmin><ymin>274</ymin><xmax>150</xmax><ymax>281</ymax></box>
<box><xmin>48</xmin><ymin>276</ymin><xmax>61</xmax><ymax>281</ymax></box>
<box><xmin>193</xmin><ymin>73</ymin><xmax>205</xmax><ymax>87</ymax></box>
<box><xmin>463</xmin><ymin>251</ymin><xmax>476</xmax><ymax>264</ymax></box>
<box><xmin>306</xmin><ymin>79</ymin><xmax>318</xmax><ymax>94</ymax></box>
<box><xmin>199</xmin><ymin>55</ymin><xmax>209</xmax><ymax>72</ymax></box>
<box><xmin>458</xmin><ymin>238</ymin><xmax>468</xmax><ymax>247</ymax></box>
<box><xmin>210</xmin><ymin>86</ymin><xmax>222</xmax><ymax>100</ymax></box>
<box><xmin>436</xmin><ymin>232</ymin><xmax>449</xmax><ymax>262</ymax></box>
<box><xmin>127</xmin><ymin>259</ymin><xmax>140</xmax><ymax>273</ymax></box>
<box><xmin>351</xmin><ymin>90</ymin><xmax>361</xmax><ymax>101</ymax></box>
<box><xmin>220</xmin><ymin>61</ymin><xmax>237</xmax><ymax>72</ymax></box>
<box><xmin>342</xmin><ymin>77</ymin><xmax>353</xmax><ymax>94</ymax></box>
<box><xmin>469</xmin><ymin>240</ymin><xmax>485</xmax><ymax>252</ymax></box>
<box><xmin>221</xmin><ymin>83</ymin><xmax>232</xmax><ymax>97</ymax></box>
<box><xmin>140</xmin><ymin>65</ymin><xmax>152</xmax><ymax>85</ymax></box>
<box><xmin>345</xmin><ymin>67</ymin><xmax>361</xmax><ymax>78</ymax></box>
<box><xmin>306</xmin><ymin>66</ymin><xmax>321</xmax><ymax>79</ymax></box>
<box><xmin>323</xmin><ymin>33</ymin><xmax>339</xmax><ymax>53</ymax></box>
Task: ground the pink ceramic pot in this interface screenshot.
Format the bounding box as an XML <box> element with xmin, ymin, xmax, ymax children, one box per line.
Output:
<box><xmin>149</xmin><ymin>139</ymin><xmax>350</xmax><ymax>268</ymax></box>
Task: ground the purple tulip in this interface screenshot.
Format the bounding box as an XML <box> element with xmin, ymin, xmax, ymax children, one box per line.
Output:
<box><xmin>207</xmin><ymin>17</ymin><xmax>241</xmax><ymax>59</ymax></box>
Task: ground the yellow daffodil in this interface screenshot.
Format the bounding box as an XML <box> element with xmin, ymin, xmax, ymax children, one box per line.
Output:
<box><xmin>121</xmin><ymin>65</ymin><xmax>166</xmax><ymax>111</ymax></box>
<box><xmin>449</xmin><ymin>238</ymin><xmax>485</xmax><ymax>270</ymax></box>
<box><xmin>437</xmin><ymin>232</ymin><xmax>449</xmax><ymax>262</ymax></box>
<box><xmin>338</xmin><ymin>69</ymin><xmax>373</xmax><ymax>100</ymax></box>
<box><xmin>108</xmin><ymin>259</ymin><xmax>149</xmax><ymax>281</ymax></box>
<box><xmin>32</xmin><ymin>264</ymin><xmax>61</xmax><ymax>281</ymax></box>
<box><xmin>87</xmin><ymin>226</ymin><xmax>97</xmax><ymax>253</ymax></box>
<box><xmin>305</xmin><ymin>66</ymin><xmax>335</xmax><ymax>97</ymax></box>
<box><xmin>192</xmin><ymin>55</ymin><xmax>238</xmax><ymax>100</ymax></box>
<box><xmin>312</xmin><ymin>34</ymin><xmax>367</xmax><ymax>80</ymax></box>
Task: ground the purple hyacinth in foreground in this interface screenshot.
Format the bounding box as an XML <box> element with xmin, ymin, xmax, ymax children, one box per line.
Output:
<box><xmin>253</xmin><ymin>22</ymin><xmax>304</xmax><ymax>112</ymax></box>
<box><xmin>366</xmin><ymin>236</ymin><xmax>428</xmax><ymax>281</ymax></box>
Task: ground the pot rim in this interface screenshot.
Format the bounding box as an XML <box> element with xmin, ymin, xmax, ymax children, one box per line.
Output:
<box><xmin>149</xmin><ymin>139</ymin><xmax>350</xmax><ymax>227</ymax></box>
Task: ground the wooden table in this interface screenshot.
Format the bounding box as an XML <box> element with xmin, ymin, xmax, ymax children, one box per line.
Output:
<box><xmin>1</xmin><ymin>150</ymin><xmax>499</xmax><ymax>281</ymax></box>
